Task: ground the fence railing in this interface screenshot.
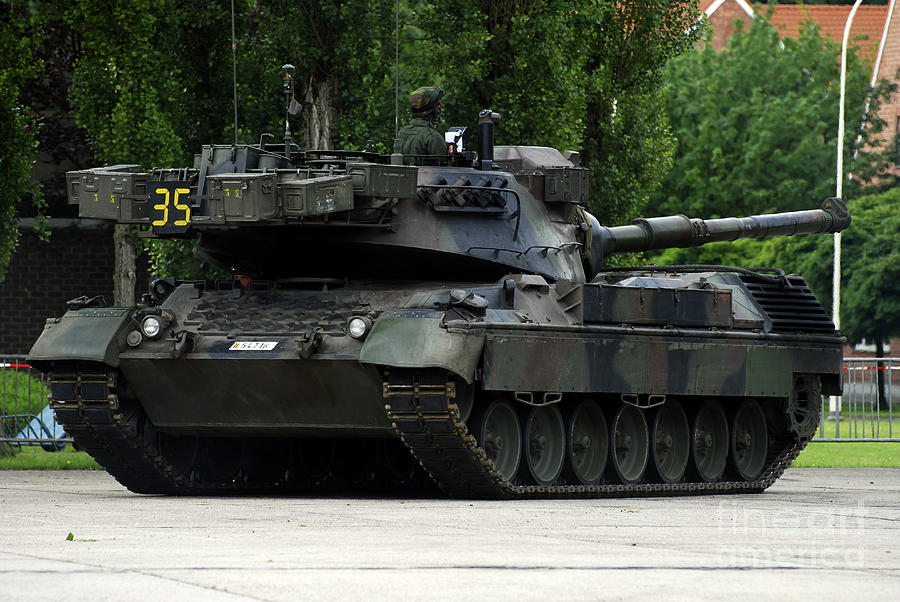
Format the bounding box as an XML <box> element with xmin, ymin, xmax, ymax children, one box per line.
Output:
<box><xmin>0</xmin><ymin>356</ymin><xmax>70</xmax><ymax>450</ymax></box>
<box><xmin>817</xmin><ymin>357</ymin><xmax>899</xmax><ymax>442</ymax></box>
<box><xmin>2</xmin><ymin>355</ymin><xmax>898</xmax><ymax>449</ymax></box>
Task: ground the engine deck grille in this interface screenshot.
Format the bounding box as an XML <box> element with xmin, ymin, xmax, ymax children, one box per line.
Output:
<box><xmin>739</xmin><ymin>274</ymin><xmax>837</xmax><ymax>335</ymax></box>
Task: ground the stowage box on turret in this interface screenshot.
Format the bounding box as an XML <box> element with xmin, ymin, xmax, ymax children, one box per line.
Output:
<box><xmin>28</xmin><ymin>83</ymin><xmax>849</xmax><ymax>497</ymax></box>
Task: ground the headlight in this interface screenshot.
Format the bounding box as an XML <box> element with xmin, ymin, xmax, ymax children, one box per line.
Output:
<box><xmin>347</xmin><ymin>316</ymin><xmax>372</xmax><ymax>340</ymax></box>
<box><xmin>141</xmin><ymin>315</ymin><xmax>167</xmax><ymax>339</ymax></box>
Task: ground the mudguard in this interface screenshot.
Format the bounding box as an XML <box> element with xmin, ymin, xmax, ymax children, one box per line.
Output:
<box><xmin>26</xmin><ymin>308</ymin><xmax>134</xmax><ymax>370</ymax></box>
<box><xmin>359</xmin><ymin>310</ymin><xmax>484</xmax><ymax>383</ymax></box>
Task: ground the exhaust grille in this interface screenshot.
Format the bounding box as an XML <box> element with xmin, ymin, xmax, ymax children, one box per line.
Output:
<box><xmin>740</xmin><ymin>275</ymin><xmax>837</xmax><ymax>335</ymax></box>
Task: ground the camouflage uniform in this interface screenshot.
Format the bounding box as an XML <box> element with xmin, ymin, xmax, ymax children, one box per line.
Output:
<box><xmin>398</xmin><ymin>86</ymin><xmax>446</xmax><ymax>156</ymax></box>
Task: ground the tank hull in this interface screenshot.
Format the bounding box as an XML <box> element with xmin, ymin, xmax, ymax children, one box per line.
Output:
<box><xmin>29</xmin><ymin>270</ymin><xmax>841</xmax><ymax>497</ymax></box>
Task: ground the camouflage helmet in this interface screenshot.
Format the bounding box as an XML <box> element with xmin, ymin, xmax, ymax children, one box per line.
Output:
<box><xmin>409</xmin><ymin>86</ymin><xmax>444</xmax><ymax>117</ymax></box>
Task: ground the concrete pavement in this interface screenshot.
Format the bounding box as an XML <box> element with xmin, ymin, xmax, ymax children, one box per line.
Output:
<box><xmin>1</xmin><ymin>468</ymin><xmax>898</xmax><ymax>601</ymax></box>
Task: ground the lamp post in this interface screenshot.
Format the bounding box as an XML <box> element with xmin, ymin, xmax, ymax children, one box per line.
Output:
<box><xmin>836</xmin><ymin>0</ymin><xmax>865</xmax><ymax>333</ymax></box>
<box><xmin>832</xmin><ymin>0</ymin><xmax>865</xmax><ymax>415</ymax></box>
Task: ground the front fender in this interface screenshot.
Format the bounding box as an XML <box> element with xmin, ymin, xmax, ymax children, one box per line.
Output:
<box><xmin>26</xmin><ymin>308</ymin><xmax>134</xmax><ymax>372</ymax></box>
<box><xmin>358</xmin><ymin>311</ymin><xmax>484</xmax><ymax>384</ymax></box>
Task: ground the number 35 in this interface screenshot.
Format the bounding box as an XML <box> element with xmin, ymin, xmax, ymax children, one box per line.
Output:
<box><xmin>152</xmin><ymin>187</ymin><xmax>191</xmax><ymax>226</ymax></box>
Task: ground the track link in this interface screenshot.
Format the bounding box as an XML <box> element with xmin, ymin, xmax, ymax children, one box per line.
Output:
<box><xmin>383</xmin><ymin>370</ymin><xmax>805</xmax><ymax>499</ymax></box>
<box><xmin>48</xmin><ymin>365</ymin><xmax>221</xmax><ymax>494</ymax></box>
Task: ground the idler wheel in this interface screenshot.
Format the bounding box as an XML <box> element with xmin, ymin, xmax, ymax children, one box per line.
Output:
<box><xmin>691</xmin><ymin>400</ymin><xmax>729</xmax><ymax>482</ymax></box>
<box><xmin>520</xmin><ymin>405</ymin><xmax>565</xmax><ymax>486</ymax></box>
<box><xmin>649</xmin><ymin>400</ymin><xmax>690</xmax><ymax>484</ymax></box>
<box><xmin>607</xmin><ymin>404</ymin><xmax>649</xmax><ymax>484</ymax></box>
<box><xmin>787</xmin><ymin>375</ymin><xmax>821</xmax><ymax>441</ymax></box>
<box><xmin>729</xmin><ymin>399</ymin><xmax>768</xmax><ymax>481</ymax></box>
<box><xmin>563</xmin><ymin>400</ymin><xmax>608</xmax><ymax>485</ymax></box>
<box><xmin>473</xmin><ymin>399</ymin><xmax>521</xmax><ymax>482</ymax></box>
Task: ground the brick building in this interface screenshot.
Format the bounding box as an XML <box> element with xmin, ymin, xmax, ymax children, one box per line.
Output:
<box><xmin>701</xmin><ymin>0</ymin><xmax>900</xmax><ymax>153</ymax></box>
<box><xmin>0</xmin><ymin>220</ymin><xmax>116</xmax><ymax>356</ymax></box>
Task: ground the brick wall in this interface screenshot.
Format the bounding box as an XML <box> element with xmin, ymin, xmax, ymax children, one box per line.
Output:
<box><xmin>0</xmin><ymin>220</ymin><xmax>115</xmax><ymax>355</ymax></box>
<box><xmin>704</xmin><ymin>2</ymin><xmax>752</xmax><ymax>51</ymax></box>
<box><xmin>869</xmin><ymin>7</ymin><xmax>900</xmax><ymax>158</ymax></box>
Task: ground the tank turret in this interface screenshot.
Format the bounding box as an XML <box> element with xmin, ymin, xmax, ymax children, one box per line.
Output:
<box><xmin>29</xmin><ymin>97</ymin><xmax>847</xmax><ymax>498</ymax></box>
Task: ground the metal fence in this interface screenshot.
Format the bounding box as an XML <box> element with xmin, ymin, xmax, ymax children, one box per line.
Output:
<box><xmin>2</xmin><ymin>355</ymin><xmax>899</xmax><ymax>449</ymax></box>
<box><xmin>0</xmin><ymin>356</ymin><xmax>70</xmax><ymax>450</ymax></box>
<box><xmin>817</xmin><ymin>357</ymin><xmax>900</xmax><ymax>442</ymax></box>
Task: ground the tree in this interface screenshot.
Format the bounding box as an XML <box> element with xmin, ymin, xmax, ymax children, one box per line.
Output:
<box><xmin>406</xmin><ymin>1</ymin><xmax>704</xmax><ymax>226</ymax></box>
<box><xmin>578</xmin><ymin>1</ymin><xmax>704</xmax><ymax>226</ymax></box>
<box><xmin>0</xmin><ymin>2</ymin><xmax>47</xmax><ymax>282</ymax></box>
<box><xmin>233</xmin><ymin>1</ymin><xmax>397</xmax><ymax>151</ymax></box>
<box><xmin>66</xmin><ymin>0</ymin><xmax>184</xmax><ymax>304</ymax></box>
<box><xmin>653</xmin><ymin>14</ymin><xmax>896</xmax><ymax>221</ymax></box>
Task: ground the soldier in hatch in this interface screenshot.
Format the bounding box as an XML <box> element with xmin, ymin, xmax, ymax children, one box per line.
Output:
<box><xmin>397</xmin><ymin>86</ymin><xmax>446</xmax><ymax>155</ymax></box>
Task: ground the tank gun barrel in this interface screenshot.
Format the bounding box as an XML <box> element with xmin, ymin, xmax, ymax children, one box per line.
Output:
<box><xmin>598</xmin><ymin>198</ymin><xmax>850</xmax><ymax>257</ymax></box>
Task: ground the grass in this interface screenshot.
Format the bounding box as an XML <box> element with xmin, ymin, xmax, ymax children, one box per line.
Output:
<box><xmin>1</xmin><ymin>369</ymin><xmax>49</xmax><ymax>433</ymax></box>
<box><xmin>0</xmin><ymin>446</ymin><xmax>100</xmax><ymax>470</ymax></box>
<box><xmin>814</xmin><ymin>415</ymin><xmax>898</xmax><ymax>440</ymax></box>
<box><xmin>1</xmin><ymin>441</ymin><xmax>896</xmax><ymax>471</ymax></box>
<box><xmin>792</xmin><ymin>442</ymin><xmax>900</xmax><ymax>468</ymax></box>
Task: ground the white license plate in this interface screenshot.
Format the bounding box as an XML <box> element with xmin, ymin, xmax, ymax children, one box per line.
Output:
<box><xmin>229</xmin><ymin>341</ymin><xmax>279</xmax><ymax>351</ymax></box>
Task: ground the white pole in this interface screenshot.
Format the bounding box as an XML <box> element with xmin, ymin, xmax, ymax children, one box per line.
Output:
<box><xmin>832</xmin><ymin>0</ymin><xmax>864</xmax><ymax>415</ymax></box>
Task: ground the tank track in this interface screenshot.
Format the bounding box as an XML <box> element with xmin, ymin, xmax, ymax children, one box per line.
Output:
<box><xmin>47</xmin><ymin>364</ymin><xmax>428</xmax><ymax>495</ymax></box>
<box><xmin>49</xmin><ymin>365</ymin><xmax>221</xmax><ymax>494</ymax></box>
<box><xmin>46</xmin><ymin>364</ymin><xmax>804</xmax><ymax>497</ymax></box>
<box><xmin>383</xmin><ymin>370</ymin><xmax>806</xmax><ymax>499</ymax></box>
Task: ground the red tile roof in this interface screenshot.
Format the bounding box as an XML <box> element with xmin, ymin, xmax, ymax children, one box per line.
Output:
<box><xmin>767</xmin><ymin>5</ymin><xmax>889</xmax><ymax>60</ymax></box>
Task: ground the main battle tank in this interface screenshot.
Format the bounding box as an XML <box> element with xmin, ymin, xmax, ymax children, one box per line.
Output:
<box><xmin>27</xmin><ymin>101</ymin><xmax>849</xmax><ymax>498</ymax></box>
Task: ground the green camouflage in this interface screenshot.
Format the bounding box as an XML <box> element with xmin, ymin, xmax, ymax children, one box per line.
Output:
<box><xmin>397</xmin><ymin>119</ymin><xmax>446</xmax><ymax>155</ymax></box>
<box><xmin>408</xmin><ymin>86</ymin><xmax>443</xmax><ymax>117</ymax></box>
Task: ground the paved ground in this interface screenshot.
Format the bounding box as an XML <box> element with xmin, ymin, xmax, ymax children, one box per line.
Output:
<box><xmin>1</xmin><ymin>468</ymin><xmax>898</xmax><ymax>601</ymax></box>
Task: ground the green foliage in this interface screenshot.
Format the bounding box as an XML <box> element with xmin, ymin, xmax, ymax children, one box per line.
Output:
<box><xmin>579</xmin><ymin>1</ymin><xmax>705</xmax><ymax>225</ymax></box>
<box><xmin>407</xmin><ymin>1</ymin><xmax>587</xmax><ymax>151</ymax></box>
<box><xmin>0</xmin><ymin>2</ymin><xmax>48</xmax><ymax>282</ymax></box>
<box><xmin>654</xmin><ymin>14</ymin><xmax>896</xmax><ymax>220</ymax></box>
<box><xmin>66</xmin><ymin>0</ymin><xmax>183</xmax><ymax>167</ymax></box>
<box><xmin>0</xmin><ymin>369</ymin><xmax>50</xmax><ymax>453</ymax></box>
<box><xmin>234</xmin><ymin>1</ymin><xmax>397</xmax><ymax>150</ymax></box>
<box><xmin>832</xmin><ymin>189</ymin><xmax>900</xmax><ymax>344</ymax></box>
<box><xmin>757</xmin><ymin>191</ymin><xmax>900</xmax><ymax>347</ymax></box>
<box><xmin>144</xmin><ymin>239</ymin><xmax>227</xmax><ymax>280</ymax></box>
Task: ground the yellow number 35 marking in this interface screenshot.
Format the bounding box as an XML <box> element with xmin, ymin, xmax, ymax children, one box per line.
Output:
<box><xmin>152</xmin><ymin>187</ymin><xmax>191</xmax><ymax>226</ymax></box>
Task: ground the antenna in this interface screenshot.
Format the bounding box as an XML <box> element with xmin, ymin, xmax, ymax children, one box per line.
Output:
<box><xmin>282</xmin><ymin>64</ymin><xmax>296</xmax><ymax>156</ymax></box>
<box><xmin>231</xmin><ymin>0</ymin><xmax>238</xmax><ymax>148</ymax></box>
<box><xmin>394</xmin><ymin>0</ymin><xmax>399</xmax><ymax>137</ymax></box>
